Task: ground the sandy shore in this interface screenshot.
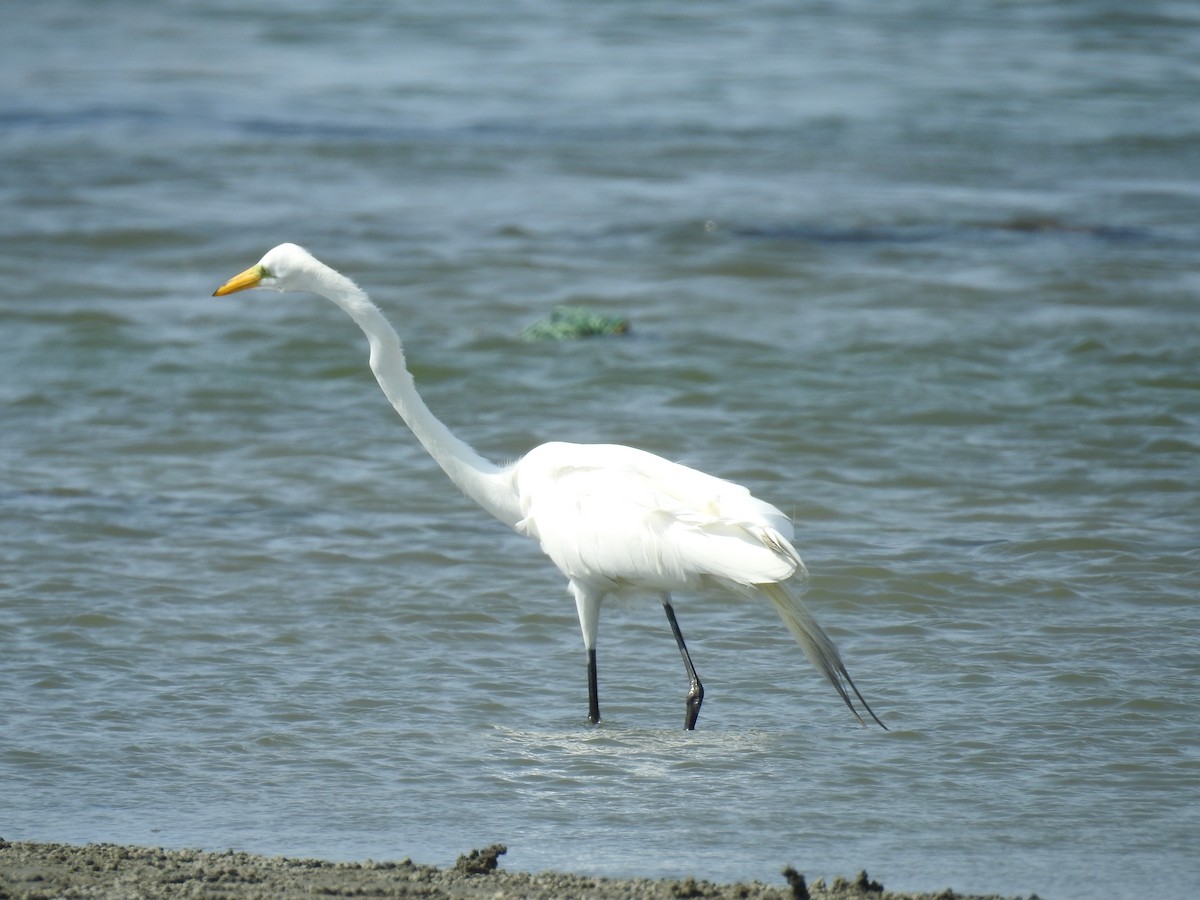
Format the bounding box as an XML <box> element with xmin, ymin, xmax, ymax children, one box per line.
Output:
<box><xmin>0</xmin><ymin>838</ymin><xmax>1035</xmax><ymax>899</ymax></box>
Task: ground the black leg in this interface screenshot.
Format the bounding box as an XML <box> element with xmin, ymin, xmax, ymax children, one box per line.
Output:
<box><xmin>663</xmin><ymin>599</ymin><xmax>704</xmax><ymax>730</ymax></box>
<box><xmin>587</xmin><ymin>647</ymin><xmax>601</xmax><ymax>724</ymax></box>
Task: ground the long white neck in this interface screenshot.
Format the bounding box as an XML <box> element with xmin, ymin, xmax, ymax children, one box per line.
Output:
<box><xmin>306</xmin><ymin>264</ymin><xmax>522</xmax><ymax>529</ymax></box>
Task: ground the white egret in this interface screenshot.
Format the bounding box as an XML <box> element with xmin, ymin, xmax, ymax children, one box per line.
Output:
<box><xmin>213</xmin><ymin>243</ymin><xmax>886</xmax><ymax>731</ymax></box>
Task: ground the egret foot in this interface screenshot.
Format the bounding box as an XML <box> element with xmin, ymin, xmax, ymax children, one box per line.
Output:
<box><xmin>684</xmin><ymin>677</ymin><xmax>704</xmax><ymax>731</ymax></box>
<box><xmin>663</xmin><ymin>597</ymin><xmax>704</xmax><ymax>730</ymax></box>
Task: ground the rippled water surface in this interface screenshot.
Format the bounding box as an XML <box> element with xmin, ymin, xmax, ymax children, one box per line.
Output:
<box><xmin>2</xmin><ymin>2</ymin><xmax>1198</xmax><ymax>897</ymax></box>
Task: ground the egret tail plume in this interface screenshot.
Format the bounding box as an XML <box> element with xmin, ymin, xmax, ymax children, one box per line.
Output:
<box><xmin>759</xmin><ymin>582</ymin><xmax>887</xmax><ymax>729</ymax></box>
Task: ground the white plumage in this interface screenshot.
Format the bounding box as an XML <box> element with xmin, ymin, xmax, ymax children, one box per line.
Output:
<box><xmin>516</xmin><ymin>442</ymin><xmax>801</xmax><ymax>590</ymax></box>
<box><xmin>214</xmin><ymin>243</ymin><xmax>886</xmax><ymax>730</ymax></box>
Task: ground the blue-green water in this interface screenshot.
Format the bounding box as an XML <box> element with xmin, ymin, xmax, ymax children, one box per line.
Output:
<box><xmin>2</xmin><ymin>2</ymin><xmax>1198</xmax><ymax>897</ymax></box>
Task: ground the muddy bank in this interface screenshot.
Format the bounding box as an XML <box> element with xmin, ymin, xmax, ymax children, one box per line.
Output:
<box><xmin>0</xmin><ymin>839</ymin><xmax>1035</xmax><ymax>900</ymax></box>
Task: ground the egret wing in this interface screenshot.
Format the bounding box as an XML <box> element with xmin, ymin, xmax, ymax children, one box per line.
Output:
<box><xmin>515</xmin><ymin>442</ymin><xmax>804</xmax><ymax>589</ymax></box>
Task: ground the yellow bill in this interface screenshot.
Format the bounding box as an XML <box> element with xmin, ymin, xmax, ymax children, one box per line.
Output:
<box><xmin>212</xmin><ymin>264</ymin><xmax>266</xmax><ymax>297</ymax></box>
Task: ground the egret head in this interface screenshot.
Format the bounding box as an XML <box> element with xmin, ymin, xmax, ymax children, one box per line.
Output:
<box><xmin>213</xmin><ymin>243</ymin><xmax>318</xmax><ymax>296</ymax></box>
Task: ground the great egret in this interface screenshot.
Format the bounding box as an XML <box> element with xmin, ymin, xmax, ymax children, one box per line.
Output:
<box><xmin>214</xmin><ymin>243</ymin><xmax>886</xmax><ymax>731</ymax></box>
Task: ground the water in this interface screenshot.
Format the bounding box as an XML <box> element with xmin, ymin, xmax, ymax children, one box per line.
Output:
<box><xmin>2</xmin><ymin>1</ymin><xmax>1198</xmax><ymax>897</ymax></box>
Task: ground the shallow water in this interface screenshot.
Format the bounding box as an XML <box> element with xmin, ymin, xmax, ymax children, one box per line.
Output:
<box><xmin>2</xmin><ymin>2</ymin><xmax>1199</xmax><ymax>897</ymax></box>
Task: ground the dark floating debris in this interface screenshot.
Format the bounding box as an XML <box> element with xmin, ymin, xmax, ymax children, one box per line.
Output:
<box><xmin>521</xmin><ymin>305</ymin><xmax>630</xmax><ymax>341</ymax></box>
